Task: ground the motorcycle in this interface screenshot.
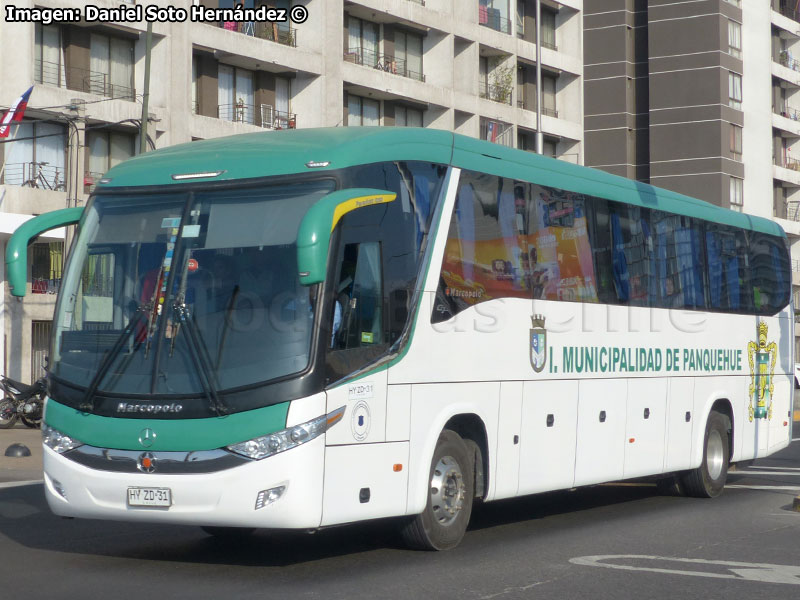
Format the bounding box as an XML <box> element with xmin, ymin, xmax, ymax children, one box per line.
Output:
<box><xmin>0</xmin><ymin>377</ymin><xmax>46</xmax><ymax>429</ymax></box>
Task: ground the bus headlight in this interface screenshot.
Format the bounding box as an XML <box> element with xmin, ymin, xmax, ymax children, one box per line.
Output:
<box><xmin>227</xmin><ymin>406</ymin><xmax>345</xmax><ymax>460</ymax></box>
<box><xmin>42</xmin><ymin>425</ymin><xmax>84</xmax><ymax>453</ymax></box>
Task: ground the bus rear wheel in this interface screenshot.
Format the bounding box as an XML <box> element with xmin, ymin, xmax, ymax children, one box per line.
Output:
<box><xmin>401</xmin><ymin>430</ymin><xmax>474</xmax><ymax>551</ymax></box>
<box><xmin>681</xmin><ymin>411</ymin><xmax>730</xmax><ymax>498</ymax></box>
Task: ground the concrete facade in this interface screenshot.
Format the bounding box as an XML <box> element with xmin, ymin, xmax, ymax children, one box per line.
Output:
<box><xmin>0</xmin><ymin>0</ymin><xmax>584</xmax><ymax>384</ymax></box>
<box><xmin>585</xmin><ymin>0</ymin><xmax>800</xmax><ymax>356</ymax></box>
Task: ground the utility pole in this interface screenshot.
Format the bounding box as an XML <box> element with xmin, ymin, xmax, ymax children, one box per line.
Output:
<box><xmin>140</xmin><ymin>22</ymin><xmax>153</xmax><ymax>154</ymax></box>
<box><xmin>65</xmin><ymin>98</ymin><xmax>85</xmax><ymax>251</ymax></box>
<box><xmin>535</xmin><ymin>0</ymin><xmax>543</xmax><ymax>155</ymax></box>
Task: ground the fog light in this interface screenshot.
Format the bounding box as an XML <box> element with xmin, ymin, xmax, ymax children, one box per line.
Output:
<box><xmin>52</xmin><ymin>479</ymin><xmax>67</xmax><ymax>500</ymax></box>
<box><xmin>255</xmin><ymin>485</ymin><xmax>286</xmax><ymax>510</ymax></box>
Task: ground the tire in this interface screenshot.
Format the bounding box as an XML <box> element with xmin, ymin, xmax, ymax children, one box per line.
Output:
<box><xmin>681</xmin><ymin>411</ymin><xmax>730</xmax><ymax>498</ymax></box>
<box><xmin>201</xmin><ymin>526</ymin><xmax>255</xmax><ymax>538</ymax></box>
<box><xmin>0</xmin><ymin>399</ymin><xmax>18</xmax><ymax>429</ymax></box>
<box><xmin>21</xmin><ymin>414</ymin><xmax>42</xmax><ymax>429</ymax></box>
<box><xmin>401</xmin><ymin>430</ymin><xmax>474</xmax><ymax>551</ymax></box>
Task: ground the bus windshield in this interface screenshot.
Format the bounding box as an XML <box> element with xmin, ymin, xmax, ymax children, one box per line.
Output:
<box><xmin>51</xmin><ymin>180</ymin><xmax>335</xmax><ymax>398</ymax></box>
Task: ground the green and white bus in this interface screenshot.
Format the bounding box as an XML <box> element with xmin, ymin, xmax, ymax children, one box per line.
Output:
<box><xmin>9</xmin><ymin>128</ymin><xmax>793</xmax><ymax>550</ymax></box>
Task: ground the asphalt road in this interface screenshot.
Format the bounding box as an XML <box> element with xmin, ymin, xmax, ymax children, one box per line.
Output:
<box><xmin>1</xmin><ymin>430</ymin><xmax>799</xmax><ymax>599</ymax></box>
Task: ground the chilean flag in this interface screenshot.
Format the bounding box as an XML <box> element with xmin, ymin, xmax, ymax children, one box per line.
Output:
<box><xmin>0</xmin><ymin>86</ymin><xmax>34</xmax><ymax>138</ymax></box>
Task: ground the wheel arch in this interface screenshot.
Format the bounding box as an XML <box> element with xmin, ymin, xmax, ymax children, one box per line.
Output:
<box><xmin>692</xmin><ymin>396</ymin><xmax>734</xmax><ymax>467</ymax></box>
<box><xmin>443</xmin><ymin>413</ymin><xmax>489</xmax><ymax>500</ymax></box>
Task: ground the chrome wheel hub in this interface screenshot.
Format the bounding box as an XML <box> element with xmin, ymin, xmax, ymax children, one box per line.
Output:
<box><xmin>707</xmin><ymin>429</ymin><xmax>724</xmax><ymax>480</ymax></box>
<box><xmin>430</xmin><ymin>455</ymin><xmax>465</xmax><ymax>527</ymax></box>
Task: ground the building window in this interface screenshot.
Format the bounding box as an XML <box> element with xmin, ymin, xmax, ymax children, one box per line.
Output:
<box><xmin>346</xmin><ymin>15</ymin><xmax>380</xmax><ymax>66</ymax></box>
<box><xmin>0</xmin><ymin>121</ymin><xmax>66</xmax><ymax>190</ymax></box>
<box><xmin>87</xmin><ymin>130</ymin><xmax>135</xmax><ymax>188</ymax></box>
<box><xmin>347</xmin><ymin>95</ymin><xmax>380</xmax><ymax>126</ymax></box>
<box><xmin>218</xmin><ymin>64</ymin><xmax>255</xmax><ymax>123</ymax></box>
<box><xmin>31</xmin><ymin>320</ymin><xmax>53</xmax><ymax>380</ymax></box>
<box><xmin>479</xmin><ymin>0</ymin><xmax>511</xmax><ymax>35</ymax></box>
<box><xmin>730</xmin><ymin>124</ymin><xmax>742</xmax><ymax>161</ymax></box>
<box><xmin>728</xmin><ymin>20</ymin><xmax>741</xmax><ymax>59</ymax></box>
<box><xmin>34</xmin><ymin>23</ymin><xmax>65</xmax><ymax>87</ymax></box>
<box><xmin>31</xmin><ymin>242</ymin><xmax>64</xmax><ymax>295</ymax></box>
<box><xmin>730</xmin><ymin>176</ymin><xmax>743</xmax><ymax>212</ymax></box>
<box><xmin>394</xmin><ymin>30</ymin><xmax>424</xmax><ymax>81</ymax></box>
<box><xmin>192</xmin><ymin>56</ymin><xmax>199</xmax><ymax>114</ymax></box>
<box><xmin>540</xmin><ymin>7</ymin><xmax>557</xmax><ymax>50</ymax></box>
<box><xmin>542</xmin><ymin>74</ymin><xmax>557</xmax><ymax>117</ymax></box>
<box><xmin>395</xmin><ymin>105</ymin><xmax>423</xmax><ymax>127</ymax></box>
<box><xmin>89</xmin><ymin>33</ymin><xmax>135</xmax><ymax>100</ymax></box>
<box><xmin>728</xmin><ymin>72</ymin><xmax>742</xmax><ymax>110</ymax></box>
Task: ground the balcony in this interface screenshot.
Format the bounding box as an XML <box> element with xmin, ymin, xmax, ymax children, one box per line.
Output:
<box><xmin>217</xmin><ymin>103</ymin><xmax>297</xmax><ymax>129</ymax></box>
<box><xmin>778</xmin><ymin>105</ymin><xmax>800</xmax><ymax>121</ymax></box>
<box><xmin>84</xmin><ymin>171</ymin><xmax>105</xmax><ymax>194</ymax></box>
<box><xmin>1</xmin><ymin>161</ymin><xmax>66</xmax><ymax>191</ymax></box>
<box><xmin>517</xmin><ymin>98</ymin><xmax>558</xmax><ymax>118</ymax></box>
<box><xmin>778</xmin><ymin>50</ymin><xmax>800</xmax><ymax>72</ymax></box>
<box><xmin>780</xmin><ymin>154</ymin><xmax>800</xmax><ymax>170</ymax></box>
<box><xmin>480</xmin><ymin>80</ymin><xmax>513</xmax><ymax>105</ymax></box>
<box><xmin>218</xmin><ymin>20</ymin><xmax>297</xmax><ymax>47</ymax></box>
<box><xmin>480</xmin><ymin>118</ymin><xmax>513</xmax><ymax>147</ymax></box>
<box><xmin>34</xmin><ymin>59</ymin><xmax>136</xmax><ymax>100</ymax></box>
<box><xmin>778</xmin><ymin>1</ymin><xmax>800</xmax><ymax>21</ymax></box>
<box><xmin>343</xmin><ymin>47</ymin><xmax>425</xmax><ymax>82</ymax></box>
<box><xmin>479</xmin><ymin>6</ymin><xmax>511</xmax><ymax>35</ymax></box>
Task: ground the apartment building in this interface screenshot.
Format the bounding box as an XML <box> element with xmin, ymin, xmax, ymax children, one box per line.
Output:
<box><xmin>0</xmin><ymin>0</ymin><xmax>584</xmax><ymax>383</ymax></box>
<box><xmin>584</xmin><ymin>0</ymin><xmax>800</xmax><ymax>355</ymax></box>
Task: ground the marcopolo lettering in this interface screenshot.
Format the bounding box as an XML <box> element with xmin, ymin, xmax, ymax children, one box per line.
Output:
<box><xmin>117</xmin><ymin>403</ymin><xmax>184</xmax><ymax>414</ymax></box>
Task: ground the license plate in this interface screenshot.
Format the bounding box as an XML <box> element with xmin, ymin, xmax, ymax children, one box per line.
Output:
<box><xmin>127</xmin><ymin>487</ymin><xmax>172</xmax><ymax>507</ymax></box>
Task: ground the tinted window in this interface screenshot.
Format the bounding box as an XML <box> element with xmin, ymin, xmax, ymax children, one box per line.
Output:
<box><xmin>433</xmin><ymin>170</ymin><xmax>790</xmax><ymax>321</ymax></box>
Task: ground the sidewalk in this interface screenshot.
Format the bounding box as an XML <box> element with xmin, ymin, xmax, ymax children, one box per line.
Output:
<box><xmin>0</xmin><ymin>424</ymin><xmax>43</xmax><ymax>485</ymax></box>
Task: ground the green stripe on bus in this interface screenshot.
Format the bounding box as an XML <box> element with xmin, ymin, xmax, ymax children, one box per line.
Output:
<box><xmin>44</xmin><ymin>398</ymin><xmax>290</xmax><ymax>452</ymax></box>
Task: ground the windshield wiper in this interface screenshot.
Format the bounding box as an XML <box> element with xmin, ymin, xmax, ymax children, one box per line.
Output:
<box><xmin>172</xmin><ymin>302</ymin><xmax>228</xmax><ymax>416</ymax></box>
<box><xmin>79</xmin><ymin>307</ymin><xmax>147</xmax><ymax>412</ymax></box>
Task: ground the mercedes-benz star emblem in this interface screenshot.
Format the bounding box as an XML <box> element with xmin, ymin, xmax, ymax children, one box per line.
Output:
<box><xmin>139</xmin><ymin>428</ymin><xmax>156</xmax><ymax>448</ymax></box>
<box><xmin>137</xmin><ymin>452</ymin><xmax>157</xmax><ymax>473</ymax></box>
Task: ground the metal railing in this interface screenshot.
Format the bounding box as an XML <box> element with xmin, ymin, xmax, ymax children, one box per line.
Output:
<box><xmin>260</xmin><ymin>104</ymin><xmax>297</xmax><ymax>130</ymax></box>
<box><xmin>478</xmin><ymin>7</ymin><xmax>511</xmax><ymax>34</ymax></box>
<box><xmin>192</xmin><ymin>100</ymin><xmax>199</xmax><ymax>115</ymax></box>
<box><xmin>779</xmin><ymin>155</ymin><xmax>800</xmax><ymax>170</ymax></box>
<box><xmin>480</xmin><ymin>80</ymin><xmax>513</xmax><ymax>105</ymax></box>
<box><xmin>480</xmin><ymin>120</ymin><xmax>514</xmax><ymax>147</ymax></box>
<box><xmin>219</xmin><ymin>20</ymin><xmax>297</xmax><ymax>47</ymax></box>
<box><xmin>516</xmin><ymin>98</ymin><xmax>558</xmax><ymax>118</ymax></box>
<box><xmin>778</xmin><ymin>51</ymin><xmax>800</xmax><ymax>72</ymax></box>
<box><xmin>777</xmin><ymin>105</ymin><xmax>800</xmax><ymax>120</ymax></box>
<box><xmin>218</xmin><ymin>102</ymin><xmax>258</xmax><ymax>125</ymax></box>
<box><xmin>344</xmin><ymin>47</ymin><xmax>425</xmax><ymax>82</ymax></box>
<box><xmin>34</xmin><ymin>59</ymin><xmax>135</xmax><ymax>100</ymax></box>
<box><xmin>217</xmin><ymin>103</ymin><xmax>297</xmax><ymax>129</ymax></box>
<box><xmin>792</xmin><ymin>258</ymin><xmax>800</xmax><ymax>271</ymax></box>
<box><xmin>1</xmin><ymin>161</ymin><xmax>66</xmax><ymax>191</ymax></box>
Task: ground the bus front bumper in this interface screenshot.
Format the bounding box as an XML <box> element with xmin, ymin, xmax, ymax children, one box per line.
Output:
<box><xmin>42</xmin><ymin>436</ymin><xmax>325</xmax><ymax>528</ymax></box>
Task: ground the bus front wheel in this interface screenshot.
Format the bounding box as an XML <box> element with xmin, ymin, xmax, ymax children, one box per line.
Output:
<box><xmin>401</xmin><ymin>429</ymin><xmax>474</xmax><ymax>551</ymax></box>
<box><xmin>681</xmin><ymin>411</ymin><xmax>730</xmax><ymax>498</ymax></box>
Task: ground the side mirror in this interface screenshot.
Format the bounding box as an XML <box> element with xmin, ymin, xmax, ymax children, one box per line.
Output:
<box><xmin>6</xmin><ymin>207</ymin><xmax>83</xmax><ymax>297</ymax></box>
<box><xmin>295</xmin><ymin>188</ymin><xmax>395</xmax><ymax>285</ymax></box>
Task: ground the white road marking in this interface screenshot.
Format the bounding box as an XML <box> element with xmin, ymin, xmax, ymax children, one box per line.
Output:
<box><xmin>725</xmin><ymin>484</ymin><xmax>800</xmax><ymax>491</ymax></box>
<box><xmin>0</xmin><ymin>480</ymin><xmax>43</xmax><ymax>489</ymax></box>
<box><xmin>731</xmin><ymin>471</ymin><xmax>800</xmax><ymax>476</ymax></box>
<box><xmin>570</xmin><ymin>555</ymin><xmax>800</xmax><ymax>585</ymax></box>
<box><xmin>744</xmin><ymin>466</ymin><xmax>800</xmax><ymax>471</ymax></box>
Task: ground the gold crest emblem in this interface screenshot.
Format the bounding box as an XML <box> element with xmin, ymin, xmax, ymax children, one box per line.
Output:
<box><xmin>747</xmin><ymin>321</ymin><xmax>777</xmax><ymax>421</ymax></box>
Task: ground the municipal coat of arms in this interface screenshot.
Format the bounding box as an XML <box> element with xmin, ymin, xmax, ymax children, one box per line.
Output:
<box><xmin>530</xmin><ymin>314</ymin><xmax>547</xmax><ymax>373</ymax></box>
<box><xmin>747</xmin><ymin>321</ymin><xmax>777</xmax><ymax>421</ymax></box>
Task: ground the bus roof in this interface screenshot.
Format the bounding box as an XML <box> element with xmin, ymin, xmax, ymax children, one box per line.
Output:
<box><xmin>100</xmin><ymin>127</ymin><xmax>784</xmax><ymax>237</ymax></box>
